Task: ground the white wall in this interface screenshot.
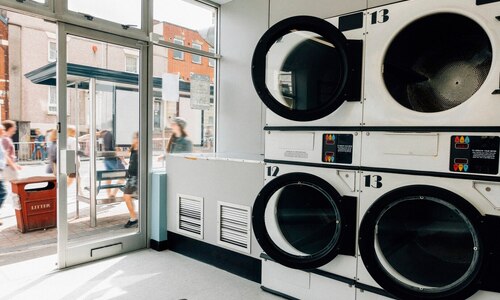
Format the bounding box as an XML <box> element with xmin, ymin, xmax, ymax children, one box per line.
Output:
<box><xmin>217</xmin><ymin>0</ymin><xmax>269</xmax><ymax>155</ymax></box>
<box><xmin>269</xmin><ymin>0</ymin><xmax>405</xmax><ymax>25</ymax></box>
<box><xmin>269</xmin><ymin>0</ymin><xmax>367</xmax><ymax>25</ymax></box>
<box><xmin>165</xmin><ymin>155</ymin><xmax>264</xmax><ymax>258</ymax></box>
<box><xmin>368</xmin><ymin>0</ymin><xmax>405</xmax><ymax>9</ymax></box>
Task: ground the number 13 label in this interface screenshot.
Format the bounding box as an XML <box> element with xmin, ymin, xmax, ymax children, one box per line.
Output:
<box><xmin>370</xmin><ymin>9</ymin><xmax>389</xmax><ymax>25</ymax></box>
<box><xmin>364</xmin><ymin>175</ymin><xmax>383</xmax><ymax>189</ymax></box>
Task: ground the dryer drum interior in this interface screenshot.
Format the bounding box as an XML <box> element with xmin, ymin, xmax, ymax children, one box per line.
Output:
<box><xmin>359</xmin><ymin>186</ymin><xmax>484</xmax><ymax>299</ymax></box>
<box><xmin>266</xmin><ymin>31</ymin><xmax>344</xmax><ymax>111</ymax></box>
<box><xmin>252</xmin><ymin>172</ymin><xmax>356</xmax><ymax>270</ymax></box>
<box><xmin>274</xmin><ymin>182</ymin><xmax>342</xmax><ymax>255</ymax></box>
<box><xmin>251</xmin><ymin>16</ymin><xmax>362</xmax><ymax>121</ymax></box>
<box><xmin>383</xmin><ymin>13</ymin><xmax>492</xmax><ymax>112</ymax></box>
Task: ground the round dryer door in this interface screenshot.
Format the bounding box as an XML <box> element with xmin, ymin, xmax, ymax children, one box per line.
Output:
<box><xmin>251</xmin><ymin>16</ymin><xmax>359</xmax><ymax>121</ymax></box>
<box><xmin>252</xmin><ymin>172</ymin><xmax>352</xmax><ymax>270</ymax></box>
<box><xmin>359</xmin><ymin>186</ymin><xmax>485</xmax><ymax>300</ymax></box>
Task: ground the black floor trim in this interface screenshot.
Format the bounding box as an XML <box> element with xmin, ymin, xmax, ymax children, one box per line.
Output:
<box><xmin>167</xmin><ymin>231</ymin><xmax>261</xmax><ymax>283</ymax></box>
<box><xmin>149</xmin><ymin>239</ymin><xmax>168</xmax><ymax>251</ymax></box>
<box><xmin>261</xmin><ymin>286</ymin><xmax>299</xmax><ymax>300</ymax></box>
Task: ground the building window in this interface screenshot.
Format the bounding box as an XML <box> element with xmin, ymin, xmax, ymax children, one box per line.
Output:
<box><xmin>192</xmin><ymin>43</ymin><xmax>202</xmax><ymax>64</ymax></box>
<box><xmin>209</xmin><ymin>47</ymin><xmax>215</xmax><ymax>67</ymax></box>
<box><xmin>173</xmin><ymin>38</ymin><xmax>184</xmax><ymax>60</ymax></box>
<box><xmin>48</xmin><ymin>41</ymin><xmax>56</xmax><ymax>62</ymax></box>
<box><xmin>48</xmin><ymin>86</ymin><xmax>57</xmax><ymax>114</ymax></box>
<box><xmin>125</xmin><ymin>55</ymin><xmax>139</xmax><ymax>73</ymax></box>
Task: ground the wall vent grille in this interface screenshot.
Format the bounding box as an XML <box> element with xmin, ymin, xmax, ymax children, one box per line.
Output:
<box><xmin>177</xmin><ymin>194</ymin><xmax>204</xmax><ymax>239</ymax></box>
<box><xmin>217</xmin><ymin>201</ymin><xmax>251</xmax><ymax>253</ymax></box>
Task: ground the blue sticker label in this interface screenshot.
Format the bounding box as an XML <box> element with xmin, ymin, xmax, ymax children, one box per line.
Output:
<box><xmin>464</xmin><ymin>164</ymin><xmax>469</xmax><ymax>172</ymax></box>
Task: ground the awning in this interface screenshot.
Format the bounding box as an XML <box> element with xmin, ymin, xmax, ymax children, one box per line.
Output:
<box><xmin>24</xmin><ymin>61</ymin><xmax>206</xmax><ymax>94</ymax></box>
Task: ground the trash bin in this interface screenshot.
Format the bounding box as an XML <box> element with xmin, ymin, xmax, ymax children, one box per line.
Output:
<box><xmin>11</xmin><ymin>176</ymin><xmax>57</xmax><ymax>233</ymax></box>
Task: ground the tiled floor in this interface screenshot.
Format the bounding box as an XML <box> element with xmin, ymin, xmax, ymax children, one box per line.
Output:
<box><xmin>0</xmin><ymin>249</ymin><xmax>281</xmax><ymax>300</ymax></box>
<box><xmin>0</xmin><ymin>204</ymin><xmax>134</xmax><ymax>266</ymax></box>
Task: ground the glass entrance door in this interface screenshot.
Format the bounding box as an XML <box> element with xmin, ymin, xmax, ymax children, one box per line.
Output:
<box><xmin>56</xmin><ymin>23</ymin><xmax>147</xmax><ymax>268</ymax></box>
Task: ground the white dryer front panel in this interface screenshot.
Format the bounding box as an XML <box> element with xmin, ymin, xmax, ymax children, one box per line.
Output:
<box><xmin>265</xmin><ymin>130</ymin><xmax>361</xmax><ymax>167</ymax></box>
<box><xmin>252</xmin><ymin>12</ymin><xmax>365</xmax><ymax>127</ymax></box>
<box><xmin>361</xmin><ymin>131</ymin><xmax>500</xmax><ymax>178</ymax></box>
<box><xmin>356</xmin><ymin>171</ymin><xmax>500</xmax><ymax>300</ymax></box>
<box><xmin>363</xmin><ymin>0</ymin><xmax>500</xmax><ymax>128</ymax></box>
<box><xmin>253</xmin><ymin>163</ymin><xmax>359</xmax><ymax>279</ymax></box>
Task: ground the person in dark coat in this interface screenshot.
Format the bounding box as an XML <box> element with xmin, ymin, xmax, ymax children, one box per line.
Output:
<box><xmin>166</xmin><ymin>117</ymin><xmax>192</xmax><ymax>154</ymax></box>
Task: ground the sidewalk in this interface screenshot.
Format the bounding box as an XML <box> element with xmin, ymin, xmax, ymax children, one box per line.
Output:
<box><xmin>0</xmin><ymin>162</ymin><xmax>135</xmax><ymax>266</ymax></box>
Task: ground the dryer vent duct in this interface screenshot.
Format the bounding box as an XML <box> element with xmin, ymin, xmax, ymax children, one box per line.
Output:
<box><xmin>383</xmin><ymin>13</ymin><xmax>492</xmax><ymax>112</ymax></box>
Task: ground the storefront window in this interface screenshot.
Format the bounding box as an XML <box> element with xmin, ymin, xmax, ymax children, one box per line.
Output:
<box><xmin>151</xmin><ymin>0</ymin><xmax>217</xmax><ymax>169</ymax></box>
<box><xmin>153</xmin><ymin>44</ymin><xmax>216</xmax><ymax>168</ymax></box>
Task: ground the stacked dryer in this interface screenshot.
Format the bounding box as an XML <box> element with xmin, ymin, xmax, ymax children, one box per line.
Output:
<box><xmin>358</xmin><ymin>0</ymin><xmax>500</xmax><ymax>299</ymax></box>
<box><xmin>251</xmin><ymin>12</ymin><xmax>365</xmax><ymax>300</ymax></box>
<box><xmin>251</xmin><ymin>0</ymin><xmax>500</xmax><ymax>299</ymax></box>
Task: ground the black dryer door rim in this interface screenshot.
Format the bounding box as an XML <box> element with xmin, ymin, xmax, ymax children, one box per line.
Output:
<box><xmin>251</xmin><ymin>15</ymin><xmax>352</xmax><ymax>122</ymax></box>
<box><xmin>252</xmin><ymin>172</ymin><xmax>348</xmax><ymax>270</ymax></box>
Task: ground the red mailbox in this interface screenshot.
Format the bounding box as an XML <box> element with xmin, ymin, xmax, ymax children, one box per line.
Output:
<box><xmin>11</xmin><ymin>176</ymin><xmax>57</xmax><ymax>233</ymax></box>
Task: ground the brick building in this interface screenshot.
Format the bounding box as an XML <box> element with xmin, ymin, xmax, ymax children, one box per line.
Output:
<box><xmin>162</xmin><ymin>21</ymin><xmax>215</xmax><ymax>83</ymax></box>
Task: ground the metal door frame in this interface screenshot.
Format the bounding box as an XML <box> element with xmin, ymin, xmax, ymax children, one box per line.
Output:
<box><xmin>56</xmin><ymin>22</ymin><xmax>149</xmax><ymax>268</ymax></box>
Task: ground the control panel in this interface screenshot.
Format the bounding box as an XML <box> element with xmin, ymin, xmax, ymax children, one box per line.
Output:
<box><xmin>450</xmin><ymin>136</ymin><xmax>499</xmax><ymax>175</ymax></box>
<box><xmin>322</xmin><ymin>134</ymin><xmax>353</xmax><ymax>164</ymax></box>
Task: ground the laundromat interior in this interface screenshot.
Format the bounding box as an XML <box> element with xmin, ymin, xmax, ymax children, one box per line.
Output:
<box><xmin>1</xmin><ymin>0</ymin><xmax>500</xmax><ymax>299</ymax></box>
